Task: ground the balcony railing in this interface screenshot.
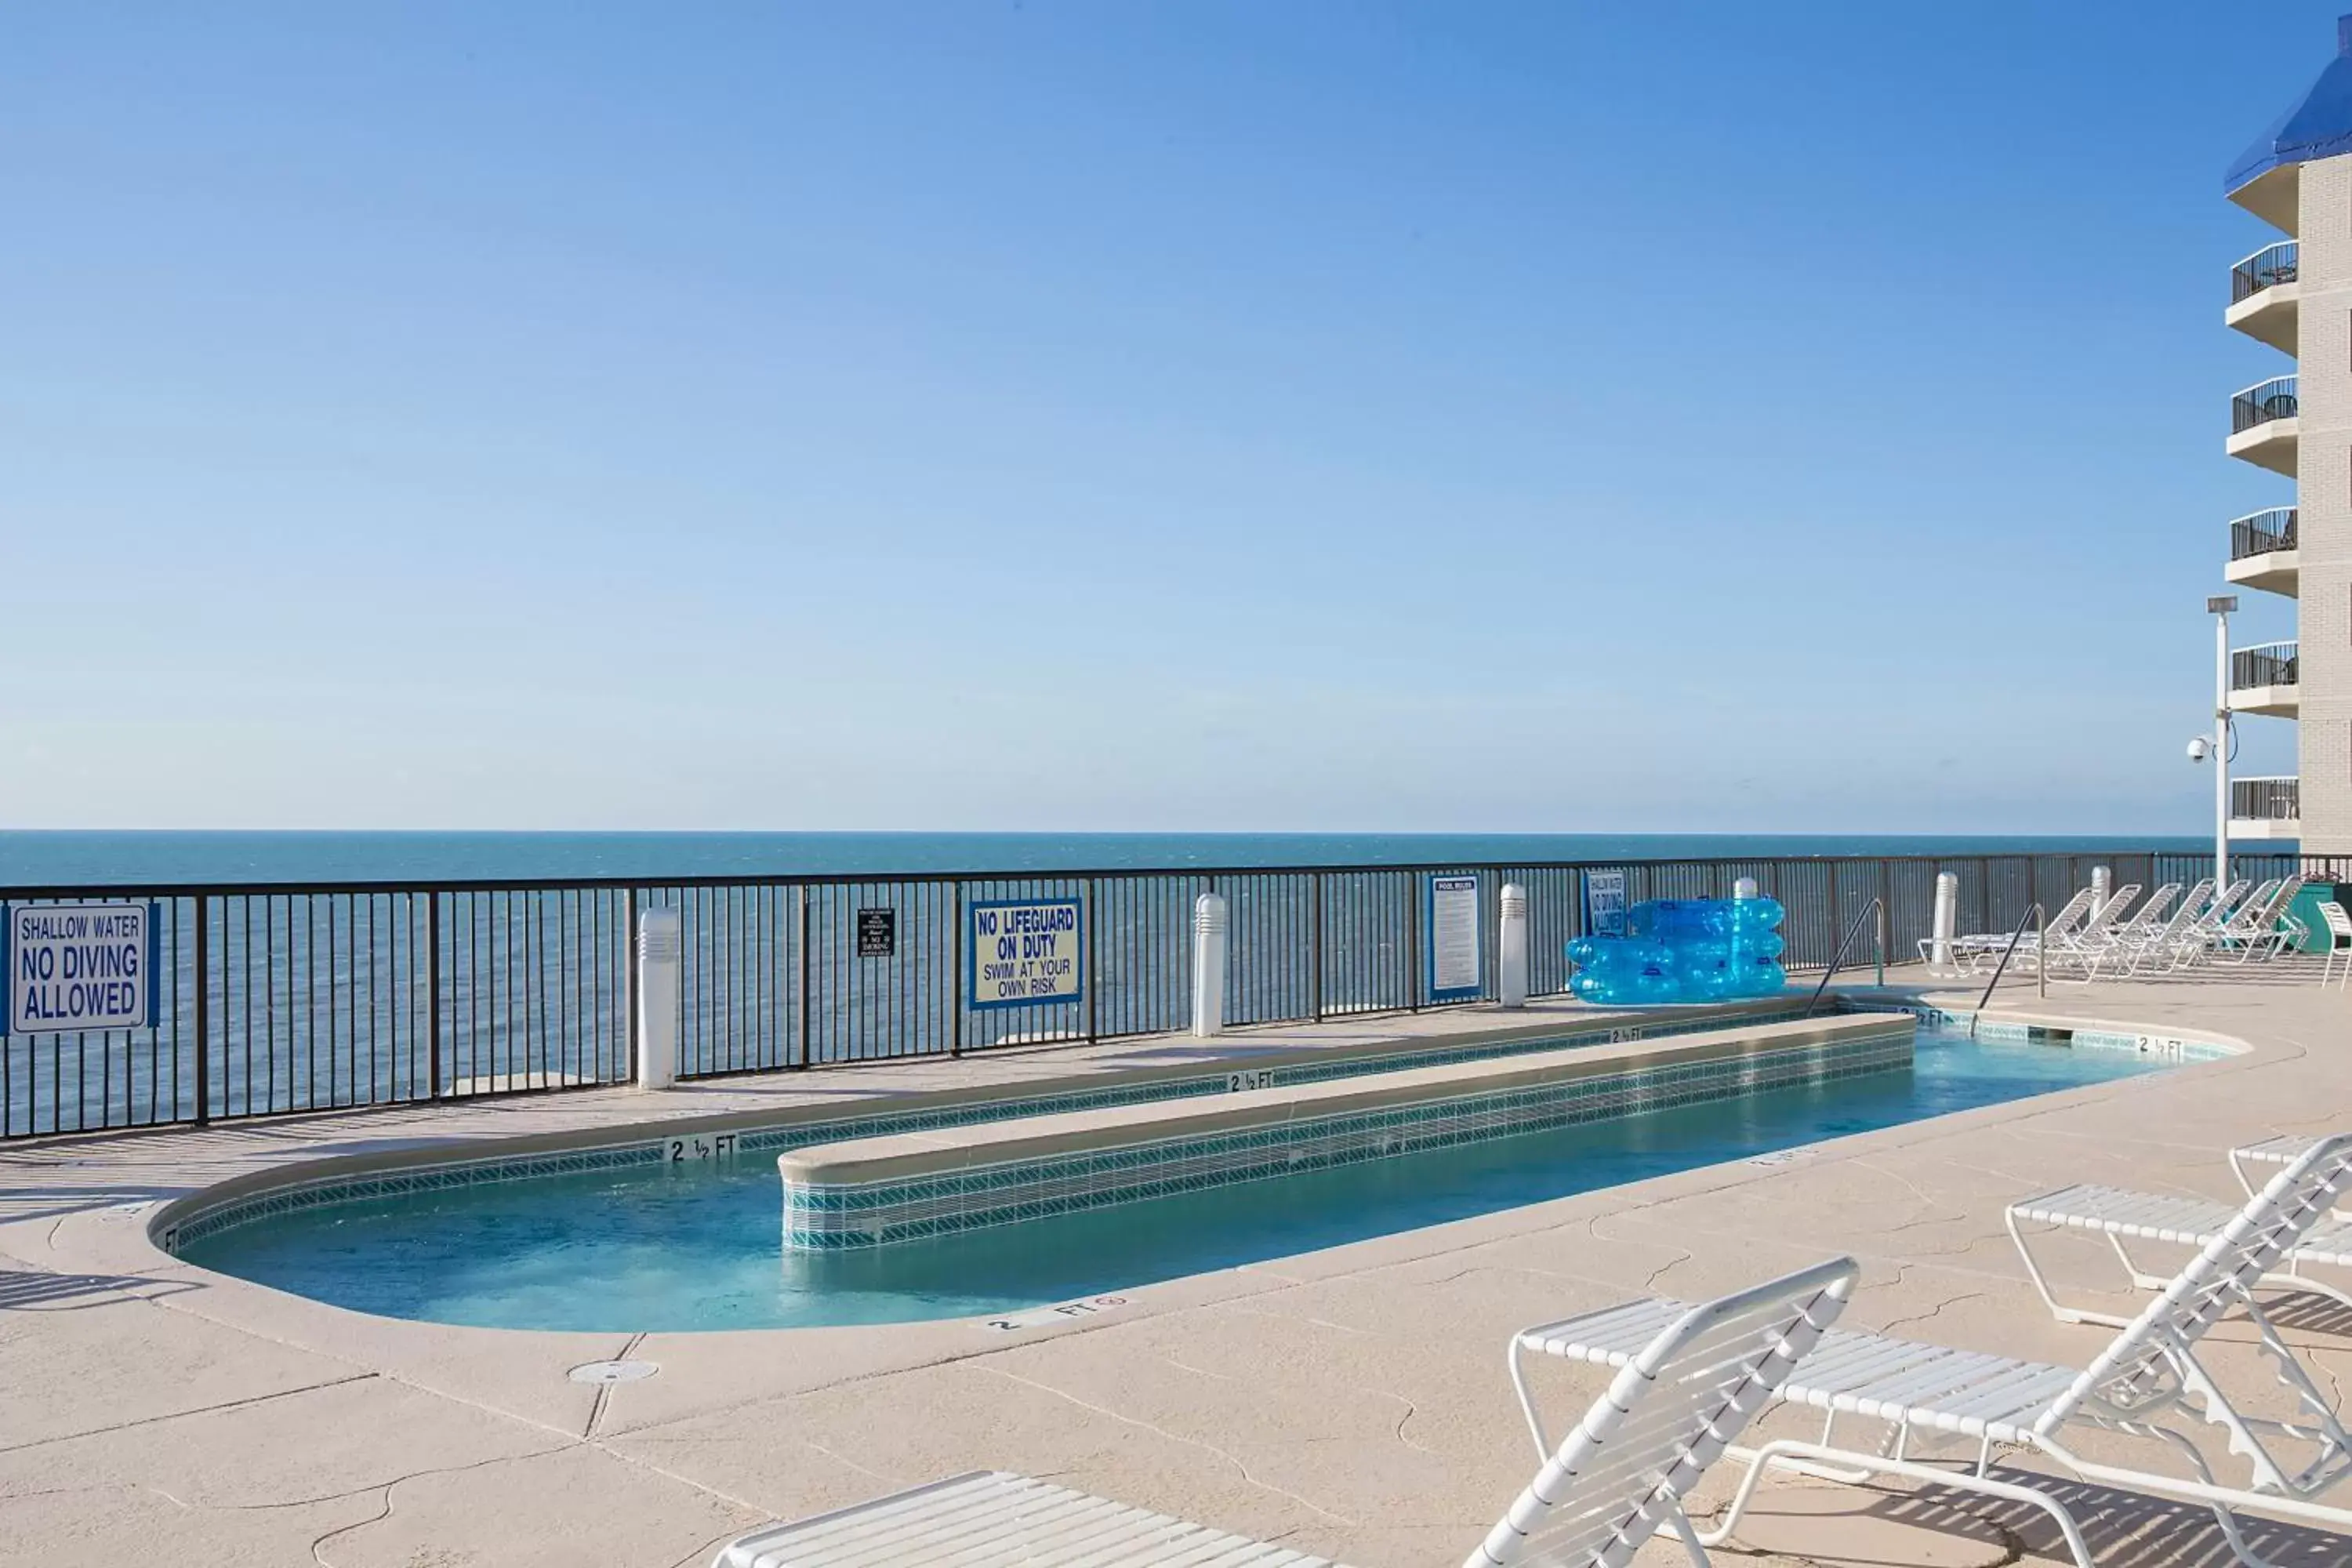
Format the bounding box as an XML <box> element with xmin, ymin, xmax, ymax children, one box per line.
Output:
<box><xmin>2233</xmin><ymin>376</ymin><xmax>2299</xmax><ymax>434</ymax></box>
<box><xmin>2232</xmin><ymin>776</ymin><xmax>2300</xmax><ymax>822</ymax></box>
<box><xmin>2230</xmin><ymin>506</ymin><xmax>2299</xmax><ymax>561</ymax></box>
<box><xmin>2232</xmin><ymin>640</ymin><xmax>2300</xmax><ymax>690</ymax></box>
<box><xmin>2232</xmin><ymin>241</ymin><xmax>2300</xmax><ymax>303</ymax></box>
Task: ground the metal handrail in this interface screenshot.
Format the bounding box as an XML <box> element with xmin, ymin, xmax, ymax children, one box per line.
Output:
<box><xmin>2231</xmin><ymin>642</ymin><xmax>2300</xmax><ymax>691</ymax></box>
<box><xmin>1800</xmin><ymin>896</ymin><xmax>1886</xmax><ymax>1017</ymax></box>
<box><xmin>2231</xmin><ymin>376</ymin><xmax>2299</xmax><ymax>434</ymax></box>
<box><xmin>2232</xmin><ymin>777</ymin><xmax>2300</xmax><ymax>822</ymax></box>
<box><xmin>1971</xmin><ymin>901</ymin><xmax>2047</xmax><ymax>1032</ymax></box>
<box><xmin>2228</xmin><ymin>506</ymin><xmax>2297</xmax><ymax>561</ymax></box>
<box><xmin>2231</xmin><ymin>240</ymin><xmax>2299</xmax><ymax>303</ymax></box>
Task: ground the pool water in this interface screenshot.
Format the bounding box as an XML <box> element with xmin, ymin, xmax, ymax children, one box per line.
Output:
<box><xmin>178</xmin><ymin>1025</ymin><xmax>2174</xmax><ymax>1332</ymax></box>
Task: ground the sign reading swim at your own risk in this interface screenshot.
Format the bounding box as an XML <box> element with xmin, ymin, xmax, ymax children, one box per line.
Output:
<box><xmin>969</xmin><ymin>897</ymin><xmax>1086</xmax><ymax>1009</ymax></box>
<box><xmin>5</xmin><ymin>902</ymin><xmax>160</xmax><ymax>1036</ymax></box>
<box><xmin>1427</xmin><ymin>874</ymin><xmax>1481</xmax><ymax>1003</ymax></box>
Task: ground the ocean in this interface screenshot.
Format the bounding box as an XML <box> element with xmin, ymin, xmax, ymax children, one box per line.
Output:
<box><xmin>0</xmin><ymin>830</ymin><xmax>2211</xmax><ymax>887</ymax></box>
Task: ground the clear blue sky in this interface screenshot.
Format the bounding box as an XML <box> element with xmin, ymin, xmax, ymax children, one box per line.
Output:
<box><xmin>0</xmin><ymin>2</ymin><xmax>2327</xmax><ymax>833</ymax></box>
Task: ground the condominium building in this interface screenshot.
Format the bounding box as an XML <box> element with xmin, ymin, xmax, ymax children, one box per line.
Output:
<box><xmin>2222</xmin><ymin>16</ymin><xmax>2352</xmax><ymax>852</ymax></box>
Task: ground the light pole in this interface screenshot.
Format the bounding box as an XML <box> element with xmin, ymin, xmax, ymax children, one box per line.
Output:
<box><xmin>2190</xmin><ymin>595</ymin><xmax>2238</xmax><ymax>887</ymax></box>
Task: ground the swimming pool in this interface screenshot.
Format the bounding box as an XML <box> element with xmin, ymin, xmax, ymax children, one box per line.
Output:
<box><xmin>172</xmin><ymin>1020</ymin><xmax>2190</xmax><ymax>1333</ymax></box>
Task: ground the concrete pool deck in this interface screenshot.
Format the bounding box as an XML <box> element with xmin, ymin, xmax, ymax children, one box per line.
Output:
<box><xmin>2</xmin><ymin>971</ymin><xmax>2347</xmax><ymax>1566</ymax></box>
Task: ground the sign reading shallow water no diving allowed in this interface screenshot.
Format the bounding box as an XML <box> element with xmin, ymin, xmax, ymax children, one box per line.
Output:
<box><xmin>969</xmin><ymin>896</ymin><xmax>1086</xmax><ymax>1010</ymax></box>
<box><xmin>5</xmin><ymin>902</ymin><xmax>160</xmax><ymax>1036</ymax></box>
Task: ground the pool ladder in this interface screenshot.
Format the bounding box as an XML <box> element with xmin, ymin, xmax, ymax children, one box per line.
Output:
<box><xmin>1968</xmin><ymin>901</ymin><xmax>2047</xmax><ymax>1036</ymax></box>
<box><xmin>1798</xmin><ymin>897</ymin><xmax>1886</xmax><ymax>1018</ymax></box>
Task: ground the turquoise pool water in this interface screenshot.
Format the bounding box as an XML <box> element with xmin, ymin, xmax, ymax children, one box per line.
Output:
<box><xmin>178</xmin><ymin>1025</ymin><xmax>2174</xmax><ymax>1332</ymax></box>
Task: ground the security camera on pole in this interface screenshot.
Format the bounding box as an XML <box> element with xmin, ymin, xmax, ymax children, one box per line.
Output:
<box><xmin>2187</xmin><ymin>596</ymin><xmax>2236</xmax><ymax>887</ymax></box>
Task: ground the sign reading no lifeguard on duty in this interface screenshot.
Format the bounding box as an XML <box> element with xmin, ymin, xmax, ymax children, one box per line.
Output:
<box><xmin>5</xmin><ymin>902</ymin><xmax>160</xmax><ymax>1036</ymax></box>
<box><xmin>969</xmin><ymin>897</ymin><xmax>1085</xmax><ymax>1010</ymax></box>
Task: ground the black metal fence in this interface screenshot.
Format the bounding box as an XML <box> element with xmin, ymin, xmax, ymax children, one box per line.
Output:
<box><xmin>2229</xmin><ymin>506</ymin><xmax>2297</xmax><ymax>562</ymax></box>
<box><xmin>2231</xmin><ymin>778</ymin><xmax>2301</xmax><ymax>823</ymax></box>
<box><xmin>0</xmin><ymin>849</ymin><xmax>2314</xmax><ymax>1140</ymax></box>
<box><xmin>2231</xmin><ymin>641</ymin><xmax>2300</xmax><ymax>691</ymax></box>
<box><xmin>2231</xmin><ymin>241</ymin><xmax>2299</xmax><ymax>303</ymax></box>
<box><xmin>2233</xmin><ymin>376</ymin><xmax>2299</xmax><ymax>434</ymax></box>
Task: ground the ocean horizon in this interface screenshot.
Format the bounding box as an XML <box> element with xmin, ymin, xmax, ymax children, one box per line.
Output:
<box><xmin>0</xmin><ymin>829</ymin><xmax>2220</xmax><ymax>888</ymax></box>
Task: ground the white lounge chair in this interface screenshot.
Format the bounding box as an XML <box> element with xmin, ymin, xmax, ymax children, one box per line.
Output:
<box><xmin>2145</xmin><ymin>877</ymin><xmax>2239</xmax><ymax>973</ymax></box>
<box><xmin>2049</xmin><ymin>883</ymin><xmax>2180</xmax><ymax>980</ymax></box>
<box><xmin>2319</xmin><ymin>904</ymin><xmax>2352</xmax><ymax>989</ymax></box>
<box><xmin>2038</xmin><ymin>884</ymin><xmax>2157</xmax><ymax>979</ymax></box>
<box><xmin>2211</xmin><ymin>876</ymin><xmax>2304</xmax><ymax>966</ymax></box>
<box><xmin>2236</xmin><ymin>1132</ymin><xmax>2334</xmax><ymax>1194</ymax></box>
<box><xmin>2121</xmin><ymin>878</ymin><xmax>2213</xmax><ymax>976</ymax></box>
<box><xmin>2183</xmin><ymin>878</ymin><xmax>2277</xmax><ymax>967</ymax></box>
<box><xmin>2152</xmin><ymin>878</ymin><xmax>2252</xmax><ymax>973</ymax></box>
<box><xmin>2008</xmin><ymin>1172</ymin><xmax>2352</xmax><ymax>1326</ymax></box>
<box><xmin>1512</xmin><ymin>1134</ymin><xmax>2352</xmax><ymax>1568</ymax></box>
<box><xmin>1929</xmin><ymin>887</ymin><xmax>2097</xmax><ymax>975</ymax></box>
<box><xmin>710</xmin><ymin>1257</ymin><xmax>1860</xmax><ymax>1568</ymax></box>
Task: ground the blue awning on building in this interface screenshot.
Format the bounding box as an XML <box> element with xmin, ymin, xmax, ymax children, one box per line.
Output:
<box><xmin>2228</xmin><ymin>16</ymin><xmax>2352</xmax><ymax>194</ymax></box>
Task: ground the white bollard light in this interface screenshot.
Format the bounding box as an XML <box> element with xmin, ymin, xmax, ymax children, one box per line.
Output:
<box><xmin>1498</xmin><ymin>883</ymin><xmax>1530</xmax><ymax>1009</ymax></box>
<box><xmin>1930</xmin><ymin>873</ymin><xmax>1958</xmax><ymax>973</ymax></box>
<box><xmin>1732</xmin><ymin>877</ymin><xmax>1759</xmax><ymax>901</ymax></box>
<box><xmin>2089</xmin><ymin>866</ymin><xmax>2111</xmax><ymax>923</ymax></box>
<box><xmin>637</xmin><ymin>906</ymin><xmax>681</xmax><ymax>1091</ymax></box>
<box><xmin>1191</xmin><ymin>893</ymin><xmax>1228</xmax><ymax>1038</ymax></box>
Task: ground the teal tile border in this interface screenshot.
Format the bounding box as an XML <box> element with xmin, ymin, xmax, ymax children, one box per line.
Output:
<box><xmin>779</xmin><ymin>1025</ymin><xmax>1915</xmax><ymax>1250</ymax></box>
<box><xmin>163</xmin><ymin>999</ymin><xmax>1830</xmax><ymax>1252</ymax></box>
<box><xmin>1842</xmin><ymin>1004</ymin><xmax>2230</xmax><ymax>1063</ymax></box>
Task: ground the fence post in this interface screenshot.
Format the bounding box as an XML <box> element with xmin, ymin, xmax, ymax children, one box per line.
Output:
<box><xmin>795</xmin><ymin>883</ymin><xmax>811</xmax><ymax>1068</ymax></box>
<box><xmin>1191</xmin><ymin>893</ymin><xmax>1228</xmax><ymax>1037</ymax></box>
<box><xmin>426</xmin><ymin>890</ymin><xmax>443</xmax><ymax>1099</ymax></box>
<box><xmin>1309</xmin><ymin>871</ymin><xmax>1324</xmax><ymax>1022</ymax></box>
<box><xmin>950</xmin><ymin>882</ymin><xmax>963</xmax><ymax>1058</ymax></box>
<box><xmin>192</xmin><ymin>894</ymin><xmax>210</xmax><ymax>1126</ymax></box>
<box><xmin>620</xmin><ymin>891</ymin><xmax>639</xmax><ymax>1083</ymax></box>
<box><xmin>1405</xmin><ymin>872</ymin><xmax>1421</xmax><ymax>1011</ymax></box>
<box><xmin>1086</xmin><ymin>877</ymin><xmax>1100</xmax><ymax>1044</ymax></box>
<box><xmin>1827</xmin><ymin>868</ymin><xmax>1842</xmax><ymax>974</ymax></box>
<box><xmin>1877</xmin><ymin>859</ymin><xmax>1891</xmax><ymax>964</ymax></box>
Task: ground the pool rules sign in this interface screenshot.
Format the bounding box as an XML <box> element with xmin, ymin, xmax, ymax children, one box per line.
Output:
<box><xmin>969</xmin><ymin>896</ymin><xmax>1085</xmax><ymax>1010</ymax></box>
<box><xmin>5</xmin><ymin>902</ymin><xmax>160</xmax><ymax>1036</ymax></box>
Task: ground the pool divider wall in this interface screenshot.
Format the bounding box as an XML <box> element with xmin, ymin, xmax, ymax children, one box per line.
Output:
<box><xmin>776</xmin><ymin>1014</ymin><xmax>1917</xmax><ymax>1250</ymax></box>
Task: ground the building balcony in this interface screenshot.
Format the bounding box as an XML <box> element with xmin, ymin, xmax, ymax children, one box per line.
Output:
<box><xmin>2229</xmin><ymin>775</ymin><xmax>2300</xmax><ymax>840</ymax></box>
<box><xmin>2227</xmin><ymin>506</ymin><xmax>2299</xmax><ymax>597</ymax></box>
<box><xmin>2228</xmin><ymin>376</ymin><xmax>2299</xmax><ymax>476</ymax></box>
<box><xmin>2230</xmin><ymin>640</ymin><xmax>2300</xmax><ymax>717</ymax></box>
<box><xmin>2227</xmin><ymin>242</ymin><xmax>2299</xmax><ymax>354</ymax></box>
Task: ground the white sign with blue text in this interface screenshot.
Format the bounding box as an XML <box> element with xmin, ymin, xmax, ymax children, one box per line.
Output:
<box><xmin>6</xmin><ymin>902</ymin><xmax>159</xmax><ymax>1036</ymax></box>
<box><xmin>1426</xmin><ymin>874</ymin><xmax>1482</xmax><ymax>1003</ymax></box>
<box><xmin>1584</xmin><ymin>871</ymin><xmax>1628</xmax><ymax>938</ymax></box>
<box><xmin>970</xmin><ymin>897</ymin><xmax>1086</xmax><ymax>1010</ymax></box>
